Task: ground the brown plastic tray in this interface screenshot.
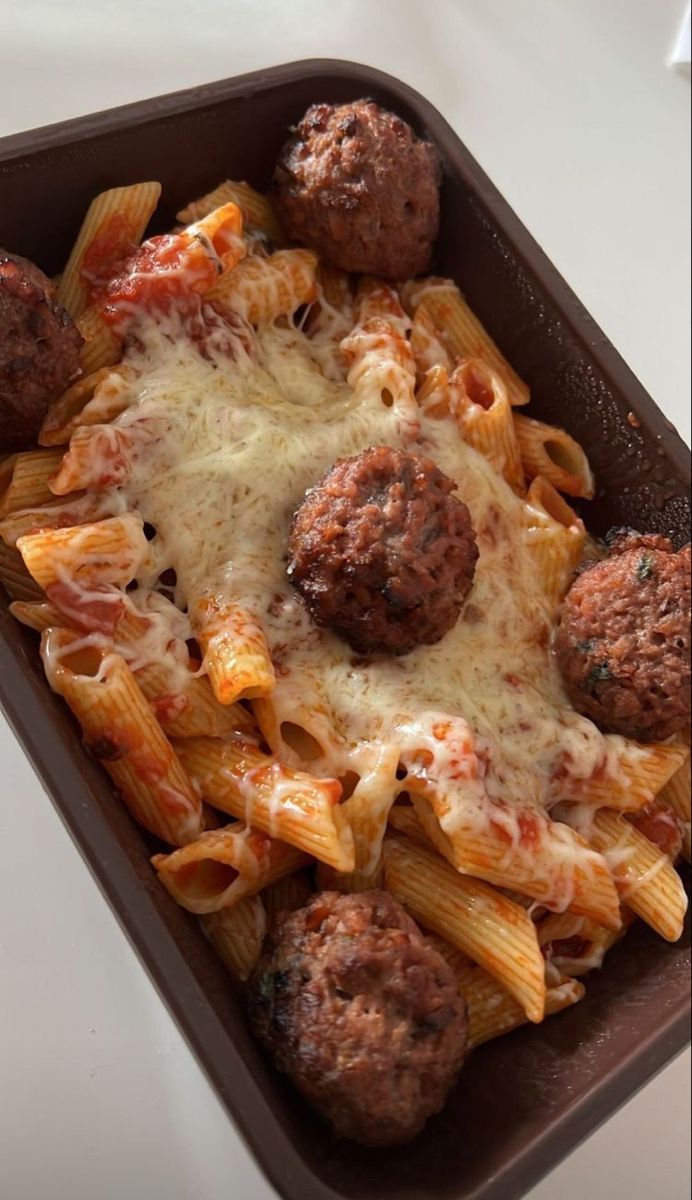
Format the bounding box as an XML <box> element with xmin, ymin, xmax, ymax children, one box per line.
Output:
<box><xmin>0</xmin><ymin>60</ymin><xmax>690</xmax><ymax>1200</ymax></box>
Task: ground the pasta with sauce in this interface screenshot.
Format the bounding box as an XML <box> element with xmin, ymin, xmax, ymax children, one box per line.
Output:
<box><xmin>0</xmin><ymin>134</ymin><xmax>688</xmax><ymax>1148</ymax></box>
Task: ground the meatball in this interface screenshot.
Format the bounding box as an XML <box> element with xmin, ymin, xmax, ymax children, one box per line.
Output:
<box><xmin>273</xmin><ymin>99</ymin><xmax>442</xmax><ymax>278</ymax></box>
<box><xmin>246</xmin><ymin>890</ymin><xmax>468</xmax><ymax>1146</ymax></box>
<box><xmin>0</xmin><ymin>249</ymin><xmax>83</xmax><ymax>450</ymax></box>
<box><xmin>555</xmin><ymin>531</ymin><xmax>690</xmax><ymax>740</ymax></box>
<box><xmin>287</xmin><ymin>445</ymin><xmax>479</xmax><ymax>655</ymax></box>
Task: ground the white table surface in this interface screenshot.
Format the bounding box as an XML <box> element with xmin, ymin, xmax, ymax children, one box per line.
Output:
<box><xmin>1</xmin><ymin>2</ymin><xmax>690</xmax><ymax>1198</ymax></box>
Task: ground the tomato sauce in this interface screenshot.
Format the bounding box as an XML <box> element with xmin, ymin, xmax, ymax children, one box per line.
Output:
<box><xmin>97</xmin><ymin>233</ymin><xmax>221</xmax><ymax>330</ymax></box>
<box><xmin>80</xmin><ymin>212</ymin><xmax>138</xmax><ymax>299</ymax></box>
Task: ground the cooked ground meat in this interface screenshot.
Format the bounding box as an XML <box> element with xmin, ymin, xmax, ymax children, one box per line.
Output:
<box><xmin>287</xmin><ymin>445</ymin><xmax>479</xmax><ymax>655</ymax></box>
<box><xmin>555</xmin><ymin>531</ymin><xmax>691</xmax><ymax>740</ymax></box>
<box><xmin>0</xmin><ymin>249</ymin><xmax>83</xmax><ymax>450</ymax></box>
<box><xmin>273</xmin><ymin>99</ymin><xmax>442</xmax><ymax>278</ymax></box>
<box><xmin>246</xmin><ymin>890</ymin><xmax>468</xmax><ymax>1146</ymax></box>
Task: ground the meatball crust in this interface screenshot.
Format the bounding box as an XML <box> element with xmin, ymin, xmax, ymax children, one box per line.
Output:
<box><xmin>287</xmin><ymin>445</ymin><xmax>479</xmax><ymax>655</ymax></box>
<box><xmin>273</xmin><ymin>99</ymin><xmax>442</xmax><ymax>278</ymax></box>
<box><xmin>246</xmin><ymin>890</ymin><xmax>468</xmax><ymax>1146</ymax></box>
<box><xmin>555</xmin><ymin>534</ymin><xmax>690</xmax><ymax>740</ymax></box>
<box><xmin>0</xmin><ymin>249</ymin><xmax>83</xmax><ymax>450</ymax></box>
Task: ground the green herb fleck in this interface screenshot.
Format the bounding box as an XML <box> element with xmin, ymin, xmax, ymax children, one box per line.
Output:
<box><xmin>636</xmin><ymin>552</ymin><xmax>655</xmax><ymax>582</ymax></box>
<box><xmin>587</xmin><ymin>661</ymin><xmax>612</xmax><ymax>687</ymax></box>
<box><xmin>258</xmin><ymin>972</ymin><xmax>275</xmax><ymax>1002</ymax></box>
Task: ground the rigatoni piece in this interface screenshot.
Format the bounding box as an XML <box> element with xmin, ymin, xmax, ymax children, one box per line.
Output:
<box><xmin>383</xmin><ymin>833</ymin><xmax>546</xmax><ymax>1022</ymax></box>
<box><xmin>174</xmin><ymin>735</ymin><xmax>354</xmax><ymax>872</ymax></box>
<box><xmin>0</xmin><ymin>450</ymin><xmax>66</xmax><ymax>518</ymax></box>
<box><xmin>152</xmin><ymin>824</ymin><xmax>308</xmax><ymax>914</ymax></box>
<box><xmin>201</xmin><ymin>894</ymin><xmax>267</xmax><ymax>981</ymax></box>
<box><xmin>590</xmin><ymin>809</ymin><xmax>688</xmax><ymax>941</ymax></box>
<box><xmin>17</xmin><ymin>513</ymin><xmax>147</xmax><ymax>591</ymax></box>
<box><xmin>405</xmin><ymin>277</ymin><xmax>530</xmax><ymax>406</ymax></box>
<box><xmin>209</xmin><ymin>248</ymin><xmax>317</xmax><ymax>324</ymax></box>
<box><xmin>57</xmin><ymin>182</ymin><xmax>162</xmax><ymax>319</ymax></box>
<box><xmin>514</xmin><ymin>413</ymin><xmax>595</xmax><ymax>499</ymax></box>
<box><xmin>41</xmin><ymin>629</ymin><xmax>202</xmax><ymax>846</ymax></box>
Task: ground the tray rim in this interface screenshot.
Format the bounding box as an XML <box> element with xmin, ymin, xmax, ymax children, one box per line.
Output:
<box><xmin>1</xmin><ymin>57</ymin><xmax>690</xmax><ymax>1200</ymax></box>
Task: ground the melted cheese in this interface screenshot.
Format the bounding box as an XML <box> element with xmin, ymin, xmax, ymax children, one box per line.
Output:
<box><xmin>85</xmin><ymin>307</ymin><xmax>621</xmax><ymax>827</ymax></box>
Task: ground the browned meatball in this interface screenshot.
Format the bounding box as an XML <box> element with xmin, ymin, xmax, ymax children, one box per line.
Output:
<box><xmin>246</xmin><ymin>890</ymin><xmax>468</xmax><ymax>1146</ymax></box>
<box><xmin>287</xmin><ymin>445</ymin><xmax>479</xmax><ymax>655</ymax></box>
<box><xmin>273</xmin><ymin>99</ymin><xmax>442</xmax><ymax>278</ymax></box>
<box><xmin>0</xmin><ymin>249</ymin><xmax>83</xmax><ymax>450</ymax></box>
<box><xmin>555</xmin><ymin>531</ymin><xmax>690</xmax><ymax>740</ymax></box>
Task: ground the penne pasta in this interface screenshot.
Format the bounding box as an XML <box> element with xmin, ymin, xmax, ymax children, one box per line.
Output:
<box><xmin>57</xmin><ymin>182</ymin><xmax>162</xmax><ymax>319</ymax></box>
<box><xmin>0</xmin><ymin>492</ymin><xmax>117</xmax><ymax>547</ymax></box>
<box><xmin>75</xmin><ymin>305</ymin><xmax>123</xmax><ymax>375</ymax></box>
<box><xmin>174</xmin><ymin>734</ymin><xmax>354</xmax><ymax>872</ymax></box>
<box><xmin>400</xmin><ymin>776</ymin><xmax>621</xmax><ymax>930</ymax></box>
<box><xmin>152</xmin><ymin>823</ymin><xmax>308</xmax><ymax>914</ymax></box>
<box><xmin>0</xmin><ymin>449</ymin><xmax>66</xmax><ymax>517</ymax></box>
<box><xmin>557</xmin><ymin>740</ymin><xmax>689</xmax><ymax>812</ymax></box>
<box><xmin>177</xmin><ymin>180</ymin><xmax>283</xmax><ymax>244</ymax></box>
<box><xmin>316</xmin><ymin>744</ymin><xmax>400</xmax><ymax>892</ymax></box>
<box><xmin>660</xmin><ymin>753</ymin><xmax>691</xmax><ymax>862</ymax></box>
<box><xmin>522</xmin><ymin>476</ymin><xmax>586</xmax><ymax>603</ymax></box>
<box><xmin>17</xmin><ymin>513</ymin><xmax>147</xmax><ymax>591</ymax></box>
<box><xmin>538</xmin><ymin>908</ymin><xmax>633</xmax><ymax>977</ymax></box>
<box><xmin>134</xmin><ymin>661</ymin><xmax>256</xmax><ymax>739</ymax></box>
<box><xmin>589</xmin><ymin>809</ymin><xmax>688</xmax><ymax>942</ymax></box>
<box><xmin>383</xmin><ymin>833</ymin><xmax>547</xmax><ymax>1022</ymax></box>
<box><xmin>316</xmin><ymin>262</ymin><xmax>352</xmax><ymax>309</ymax></box>
<box><xmin>448</xmin><ymin>358</ymin><xmax>525</xmax><ymax>492</ymax></box>
<box><xmin>192</xmin><ymin>593</ymin><xmax>275</xmax><ymax>705</ymax></box>
<box><xmin>201</xmin><ymin>893</ymin><xmax>267</xmax><ymax>981</ymax></box>
<box><xmin>456</xmin><ymin>961</ymin><xmax>585</xmax><ymax>1049</ymax></box>
<box><xmin>8</xmin><ymin>598</ymin><xmax>65</xmax><ymax>633</ymax></box>
<box><xmin>261</xmin><ymin>871</ymin><xmax>313</xmax><ymax>922</ymax></box>
<box><xmin>341</xmin><ymin>286</ymin><xmax>418</xmax><ymax>426</ymax></box>
<box><xmin>42</xmin><ymin>628</ymin><xmax>202</xmax><ymax>846</ymax></box>
<box><xmin>39</xmin><ymin>365</ymin><xmax>133</xmax><ymax>447</ymax></box>
<box><xmin>49</xmin><ymin>423</ymin><xmax>134</xmax><ymax>495</ymax></box>
<box><xmin>404</xmin><ymin>277</ymin><xmax>530</xmax><ymax>407</ymax></box>
<box><xmin>410</xmin><ymin>306</ymin><xmax>453</xmax><ymax>383</ymax></box>
<box><xmin>209</xmin><ymin>248</ymin><xmax>317</xmax><ymax>324</ymax></box>
<box><xmin>514</xmin><ymin>413</ymin><xmax>595</xmax><ymax>499</ymax></box>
